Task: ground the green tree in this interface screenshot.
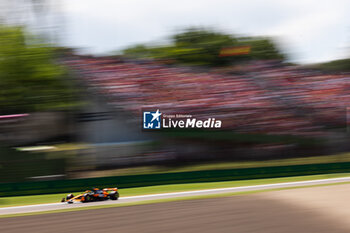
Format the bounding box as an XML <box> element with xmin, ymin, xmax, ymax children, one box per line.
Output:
<box><xmin>171</xmin><ymin>28</ymin><xmax>237</xmax><ymax>65</ymax></box>
<box><xmin>0</xmin><ymin>25</ymin><xmax>77</xmax><ymax>114</ymax></box>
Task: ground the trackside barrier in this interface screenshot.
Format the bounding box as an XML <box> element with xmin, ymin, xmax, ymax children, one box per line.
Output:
<box><xmin>1</xmin><ymin>161</ymin><xmax>350</xmax><ymax>197</ymax></box>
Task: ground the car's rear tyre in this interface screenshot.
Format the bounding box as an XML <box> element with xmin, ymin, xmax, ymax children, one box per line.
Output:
<box><xmin>109</xmin><ymin>192</ymin><xmax>119</xmax><ymax>200</ymax></box>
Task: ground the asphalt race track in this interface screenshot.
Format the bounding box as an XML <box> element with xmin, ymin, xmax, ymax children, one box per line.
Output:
<box><xmin>1</xmin><ymin>176</ymin><xmax>350</xmax><ymax>216</ymax></box>
<box><xmin>3</xmin><ymin>181</ymin><xmax>350</xmax><ymax>233</ymax></box>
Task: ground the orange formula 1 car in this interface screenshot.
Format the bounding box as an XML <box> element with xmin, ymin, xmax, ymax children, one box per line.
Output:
<box><xmin>61</xmin><ymin>187</ymin><xmax>119</xmax><ymax>204</ymax></box>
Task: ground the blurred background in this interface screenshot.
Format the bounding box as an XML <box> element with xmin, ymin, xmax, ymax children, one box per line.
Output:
<box><xmin>0</xmin><ymin>0</ymin><xmax>349</xmax><ymax>189</ymax></box>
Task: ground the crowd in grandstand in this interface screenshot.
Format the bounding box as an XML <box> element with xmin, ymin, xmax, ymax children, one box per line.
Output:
<box><xmin>64</xmin><ymin>57</ymin><xmax>350</xmax><ymax>136</ymax></box>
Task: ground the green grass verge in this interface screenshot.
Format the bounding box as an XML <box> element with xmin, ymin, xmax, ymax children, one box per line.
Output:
<box><xmin>2</xmin><ymin>179</ymin><xmax>350</xmax><ymax>219</ymax></box>
<box><xmin>1</xmin><ymin>172</ymin><xmax>350</xmax><ymax>208</ymax></box>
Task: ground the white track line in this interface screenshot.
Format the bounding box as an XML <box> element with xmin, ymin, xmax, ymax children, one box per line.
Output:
<box><xmin>0</xmin><ymin>203</ymin><xmax>64</xmax><ymax>210</ymax></box>
<box><xmin>1</xmin><ymin>176</ymin><xmax>350</xmax><ymax>213</ymax></box>
<box><xmin>119</xmin><ymin>176</ymin><xmax>350</xmax><ymax>199</ymax></box>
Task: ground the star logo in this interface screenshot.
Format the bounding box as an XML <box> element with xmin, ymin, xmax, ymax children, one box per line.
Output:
<box><xmin>143</xmin><ymin>109</ymin><xmax>162</xmax><ymax>129</ymax></box>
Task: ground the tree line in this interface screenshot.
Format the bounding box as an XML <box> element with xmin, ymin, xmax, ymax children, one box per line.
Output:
<box><xmin>122</xmin><ymin>28</ymin><xmax>285</xmax><ymax>66</ymax></box>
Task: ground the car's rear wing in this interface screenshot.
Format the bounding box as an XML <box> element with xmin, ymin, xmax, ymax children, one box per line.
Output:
<box><xmin>103</xmin><ymin>187</ymin><xmax>118</xmax><ymax>192</ymax></box>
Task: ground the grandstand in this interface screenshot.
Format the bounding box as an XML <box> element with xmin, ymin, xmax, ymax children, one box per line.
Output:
<box><xmin>64</xmin><ymin>56</ymin><xmax>349</xmax><ymax>137</ymax></box>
